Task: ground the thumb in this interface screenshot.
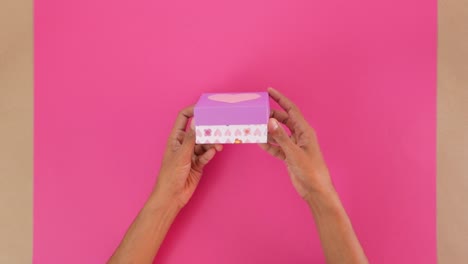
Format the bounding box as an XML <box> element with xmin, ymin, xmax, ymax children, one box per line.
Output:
<box><xmin>268</xmin><ymin>118</ymin><xmax>296</xmax><ymax>155</ymax></box>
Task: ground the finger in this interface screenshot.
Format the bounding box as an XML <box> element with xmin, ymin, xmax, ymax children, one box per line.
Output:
<box><xmin>195</xmin><ymin>144</ymin><xmax>213</xmax><ymax>155</ymax></box>
<box><xmin>174</xmin><ymin>130</ymin><xmax>185</xmax><ymax>144</ymax></box>
<box><xmin>270</xmin><ymin>109</ymin><xmax>289</xmax><ymax>122</ymax></box>
<box><xmin>268</xmin><ymin>88</ymin><xmax>310</xmax><ymax>133</ymax></box>
<box><xmin>270</xmin><ymin>109</ymin><xmax>295</xmax><ymax>132</ymax></box>
<box><xmin>290</xmin><ymin>135</ymin><xmax>297</xmax><ymax>144</ymax></box>
<box><xmin>172</xmin><ymin>106</ymin><xmax>194</xmax><ymax>134</ymax></box>
<box><xmin>195</xmin><ymin>148</ymin><xmax>217</xmax><ymax>170</ymax></box>
<box><xmin>267</xmin><ymin>135</ymin><xmax>278</xmax><ymax>145</ymax></box>
<box><xmin>194</xmin><ymin>144</ymin><xmax>223</xmax><ymax>155</ymax></box>
<box><xmin>258</xmin><ymin>143</ymin><xmax>286</xmax><ymax>160</ymax></box>
<box><xmin>214</xmin><ymin>144</ymin><xmax>223</xmax><ymax>152</ymax></box>
<box><xmin>268</xmin><ymin>118</ymin><xmax>297</xmax><ymax>156</ymax></box>
<box><xmin>268</xmin><ymin>88</ymin><xmax>302</xmax><ymax>117</ymax></box>
<box><xmin>181</xmin><ymin>127</ymin><xmax>196</xmax><ymax>158</ymax></box>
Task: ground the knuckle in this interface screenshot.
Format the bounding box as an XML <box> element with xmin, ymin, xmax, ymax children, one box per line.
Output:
<box><xmin>290</xmin><ymin>104</ymin><xmax>300</xmax><ymax>113</ymax></box>
<box><xmin>275</xmin><ymin>130</ymin><xmax>289</xmax><ymax>142</ymax></box>
<box><xmin>309</xmin><ymin>127</ymin><xmax>318</xmax><ymax>140</ymax></box>
<box><xmin>179</xmin><ymin>107</ymin><xmax>192</xmax><ymax>117</ymax></box>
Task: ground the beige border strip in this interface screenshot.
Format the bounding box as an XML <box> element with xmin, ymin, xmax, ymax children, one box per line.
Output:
<box><xmin>438</xmin><ymin>0</ymin><xmax>468</xmax><ymax>263</ymax></box>
<box><xmin>0</xmin><ymin>0</ymin><xmax>33</xmax><ymax>263</ymax></box>
<box><xmin>1</xmin><ymin>0</ymin><xmax>468</xmax><ymax>263</ymax></box>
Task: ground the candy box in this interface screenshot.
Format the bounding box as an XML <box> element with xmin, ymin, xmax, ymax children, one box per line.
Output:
<box><xmin>194</xmin><ymin>92</ymin><xmax>270</xmax><ymax>144</ymax></box>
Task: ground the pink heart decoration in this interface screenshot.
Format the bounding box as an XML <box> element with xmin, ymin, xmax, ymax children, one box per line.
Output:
<box><xmin>225</xmin><ymin>130</ymin><xmax>231</xmax><ymax>136</ymax></box>
<box><xmin>234</xmin><ymin>129</ymin><xmax>242</xmax><ymax>136</ymax></box>
<box><xmin>208</xmin><ymin>93</ymin><xmax>261</xmax><ymax>103</ymax></box>
<box><xmin>214</xmin><ymin>129</ymin><xmax>222</xmax><ymax>137</ymax></box>
<box><xmin>196</xmin><ymin>129</ymin><xmax>202</xmax><ymax>137</ymax></box>
<box><xmin>254</xmin><ymin>128</ymin><xmax>261</xmax><ymax>136</ymax></box>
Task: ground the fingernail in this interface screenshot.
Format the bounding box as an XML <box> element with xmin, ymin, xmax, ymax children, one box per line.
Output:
<box><xmin>270</xmin><ymin>118</ymin><xmax>279</xmax><ymax>130</ymax></box>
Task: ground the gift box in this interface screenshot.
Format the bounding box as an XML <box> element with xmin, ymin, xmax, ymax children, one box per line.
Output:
<box><xmin>194</xmin><ymin>92</ymin><xmax>270</xmax><ymax>144</ymax></box>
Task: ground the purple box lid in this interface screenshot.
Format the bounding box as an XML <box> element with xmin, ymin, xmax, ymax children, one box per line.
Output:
<box><xmin>194</xmin><ymin>92</ymin><xmax>270</xmax><ymax>126</ymax></box>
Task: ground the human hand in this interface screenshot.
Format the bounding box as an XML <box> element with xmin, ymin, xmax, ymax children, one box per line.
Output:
<box><xmin>259</xmin><ymin>88</ymin><xmax>334</xmax><ymax>202</ymax></box>
<box><xmin>109</xmin><ymin>106</ymin><xmax>222</xmax><ymax>263</ymax></box>
<box><xmin>152</xmin><ymin>106</ymin><xmax>223</xmax><ymax>209</ymax></box>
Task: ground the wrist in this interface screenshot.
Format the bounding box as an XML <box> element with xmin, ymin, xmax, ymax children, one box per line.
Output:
<box><xmin>305</xmin><ymin>185</ymin><xmax>342</xmax><ymax>218</ymax></box>
<box><xmin>302</xmin><ymin>175</ymin><xmax>335</xmax><ymax>205</ymax></box>
<box><xmin>145</xmin><ymin>191</ymin><xmax>182</xmax><ymax>217</ymax></box>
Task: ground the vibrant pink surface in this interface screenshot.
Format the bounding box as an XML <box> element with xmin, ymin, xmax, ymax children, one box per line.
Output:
<box><xmin>34</xmin><ymin>0</ymin><xmax>436</xmax><ymax>263</ymax></box>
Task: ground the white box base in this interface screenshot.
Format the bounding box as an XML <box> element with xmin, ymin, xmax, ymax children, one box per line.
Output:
<box><xmin>195</xmin><ymin>124</ymin><xmax>268</xmax><ymax>144</ymax></box>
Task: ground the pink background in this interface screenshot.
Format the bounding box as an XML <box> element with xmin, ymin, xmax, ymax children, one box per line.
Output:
<box><xmin>34</xmin><ymin>0</ymin><xmax>436</xmax><ymax>263</ymax></box>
